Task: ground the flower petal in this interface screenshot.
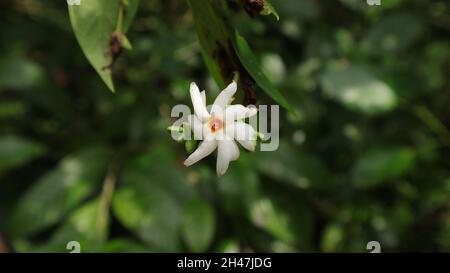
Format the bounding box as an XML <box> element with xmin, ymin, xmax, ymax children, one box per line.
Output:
<box><xmin>211</xmin><ymin>81</ymin><xmax>237</xmax><ymax>116</ymax></box>
<box><xmin>216</xmin><ymin>137</ymin><xmax>240</xmax><ymax>176</ymax></box>
<box><xmin>226</xmin><ymin>121</ymin><xmax>257</xmax><ymax>151</ymax></box>
<box><xmin>225</xmin><ymin>105</ymin><xmax>257</xmax><ymax>122</ymax></box>
<box><xmin>200</xmin><ymin>90</ymin><xmax>206</xmax><ymax>106</ymax></box>
<box><xmin>188</xmin><ymin>114</ymin><xmax>203</xmax><ymax>140</ymax></box>
<box><xmin>184</xmin><ymin>139</ymin><xmax>217</xmax><ymax>166</ymax></box>
<box><xmin>190</xmin><ymin>82</ymin><xmax>210</xmax><ymax>121</ymax></box>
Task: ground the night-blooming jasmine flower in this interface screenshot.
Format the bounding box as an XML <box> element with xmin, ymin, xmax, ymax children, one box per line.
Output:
<box><xmin>182</xmin><ymin>81</ymin><xmax>258</xmax><ymax>176</ymax></box>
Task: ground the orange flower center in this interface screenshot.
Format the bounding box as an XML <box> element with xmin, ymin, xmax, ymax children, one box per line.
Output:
<box><xmin>209</xmin><ymin>117</ymin><xmax>223</xmax><ymax>133</ymax></box>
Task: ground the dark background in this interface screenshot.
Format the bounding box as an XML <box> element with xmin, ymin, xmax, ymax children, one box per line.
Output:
<box><xmin>0</xmin><ymin>0</ymin><xmax>449</xmax><ymax>252</ymax></box>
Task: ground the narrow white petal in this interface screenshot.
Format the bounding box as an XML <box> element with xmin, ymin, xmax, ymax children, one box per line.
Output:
<box><xmin>190</xmin><ymin>82</ymin><xmax>210</xmax><ymax>121</ymax></box>
<box><xmin>226</xmin><ymin>121</ymin><xmax>257</xmax><ymax>151</ymax></box>
<box><xmin>211</xmin><ymin>81</ymin><xmax>237</xmax><ymax>116</ymax></box>
<box><xmin>216</xmin><ymin>137</ymin><xmax>240</xmax><ymax>176</ymax></box>
<box><xmin>188</xmin><ymin>114</ymin><xmax>203</xmax><ymax>140</ymax></box>
<box><xmin>184</xmin><ymin>139</ymin><xmax>217</xmax><ymax>166</ymax></box>
<box><xmin>200</xmin><ymin>90</ymin><xmax>206</xmax><ymax>106</ymax></box>
<box><xmin>225</xmin><ymin>105</ymin><xmax>257</xmax><ymax>122</ymax></box>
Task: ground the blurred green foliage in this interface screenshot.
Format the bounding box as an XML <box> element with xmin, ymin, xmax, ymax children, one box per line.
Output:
<box><xmin>0</xmin><ymin>0</ymin><xmax>449</xmax><ymax>253</ymax></box>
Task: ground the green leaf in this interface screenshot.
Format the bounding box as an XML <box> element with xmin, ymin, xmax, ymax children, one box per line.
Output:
<box><xmin>250</xmin><ymin>197</ymin><xmax>293</xmax><ymax>242</ymax></box>
<box><xmin>188</xmin><ymin>0</ymin><xmax>294</xmax><ymax>113</ymax></box>
<box><xmin>112</xmin><ymin>146</ymin><xmax>189</xmax><ymax>251</ymax></box>
<box><xmin>215</xmin><ymin>239</ymin><xmax>240</xmax><ymax>253</ymax></box>
<box><xmin>187</xmin><ymin>0</ymin><xmax>235</xmax><ymax>89</ymax></box>
<box><xmin>32</xmin><ymin>199</ymin><xmax>102</xmax><ymax>252</ymax></box>
<box><xmin>320</xmin><ymin>65</ymin><xmax>397</xmax><ymax>115</ymax></box>
<box><xmin>218</xmin><ymin>153</ymin><xmax>260</xmax><ymax>216</ymax></box>
<box><xmin>362</xmin><ymin>13</ymin><xmax>423</xmax><ymax>55</ymax></box>
<box><xmin>119</xmin><ymin>33</ymin><xmax>133</xmax><ymax>50</ymax></box>
<box><xmin>68</xmin><ymin>1</ymin><xmax>118</xmax><ymax>92</ymax></box>
<box><xmin>0</xmin><ymin>135</ymin><xmax>45</xmax><ymax>177</ymax></box>
<box><xmin>181</xmin><ymin>197</ymin><xmax>216</xmax><ymax>252</ymax></box>
<box><xmin>7</xmin><ymin>147</ymin><xmax>112</xmax><ymax>237</ymax></box>
<box><xmin>272</xmin><ymin>0</ymin><xmax>319</xmax><ymax>21</ymax></box>
<box><xmin>101</xmin><ymin>238</ymin><xmax>152</xmax><ymax>253</ymax></box>
<box><xmin>233</xmin><ymin>31</ymin><xmax>294</xmax><ymax>113</ymax></box>
<box><xmin>121</xmin><ymin>144</ymin><xmax>192</xmax><ymax>200</ymax></box>
<box><xmin>260</xmin><ymin>1</ymin><xmax>280</xmax><ymax>21</ymax></box>
<box><xmin>321</xmin><ymin>223</ymin><xmax>344</xmax><ymax>252</ymax></box>
<box><xmin>261</xmin><ymin>53</ymin><xmax>286</xmax><ymax>84</ymax></box>
<box><xmin>250</xmin><ymin>183</ymin><xmax>314</xmax><ymax>247</ymax></box>
<box><xmin>353</xmin><ymin>147</ymin><xmax>416</xmax><ymax>189</ymax></box>
<box><xmin>68</xmin><ymin>0</ymin><xmax>139</xmax><ymax>92</ymax></box>
<box><xmin>257</xmin><ymin>141</ymin><xmax>331</xmax><ymax>190</ymax></box>
<box><xmin>0</xmin><ymin>56</ymin><xmax>45</xmax><ymax>91</ymax></box>
<box><xmin>123</xmin><ymin>0</ymin><xmax>140</xmax><ymax>32</ymax></box>
<box><xmin>113</xmin><ymin>184</ymin><xmax>181</xmax><ymax>252</ymax></box>
<box><xmin>185</xmin><ymin>139</ymin><xmax>197</xmax><ymax>154</ymax></box>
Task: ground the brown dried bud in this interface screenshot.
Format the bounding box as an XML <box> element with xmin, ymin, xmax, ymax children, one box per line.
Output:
<box><xmin>240</xmin><ymin>0</ymin><xmax>265</xmax><ymax>17</ymax></box>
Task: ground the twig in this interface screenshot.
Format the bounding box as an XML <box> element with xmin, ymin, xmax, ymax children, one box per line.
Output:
<box><xmin>413</xmin><ymin>105</ymin><xmax>450</xmax><ymax>146</ymax></box>
<box><xmin>94</xmin><ymin>154</ymin><xmax>121</xmax><ymax>249</ymax></box>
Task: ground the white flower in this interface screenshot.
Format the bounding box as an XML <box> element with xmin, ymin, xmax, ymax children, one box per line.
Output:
<box><xmin>182</xmin><ymin>81</ymin><xmax>258</xmax><ymax>176</ymax></box>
